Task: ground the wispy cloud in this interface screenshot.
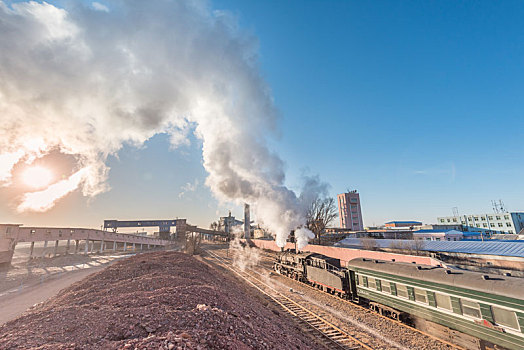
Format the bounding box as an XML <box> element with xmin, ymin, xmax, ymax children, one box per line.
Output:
<box><xmin>412</xmin><ymin>163</ymin><xmax>456</xmax><ymax>182</ymax></box>
<box><xmin>92</xmin><ymin>2</ymin><xmax>109</xmax><ymax>12</ymax></box>
<box><xmin>178</xmin><ymin>179</ymin><xmax>199</xmax><ymax>198</ymax></box>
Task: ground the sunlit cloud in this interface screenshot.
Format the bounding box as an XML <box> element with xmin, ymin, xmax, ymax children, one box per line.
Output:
<box><xmin>21</xmin><ymin>165</ymin><xmax>53</xmax><ymax>189</ymax></box>
<box><xmin>0</xmin><ymin>151</ymin><xmax>24</xmax><ymax>185</ymax></box>
<box><xmin>17</xmin><ymin>167</ymin><xmax>88</xmax><ymax>212</ymax></box>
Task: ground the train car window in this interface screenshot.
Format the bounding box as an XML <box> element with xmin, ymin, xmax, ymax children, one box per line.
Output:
<box><xmin>381</xmin><ymin>281</ymin><xmax>391</xmax><ymax>294</ymax></box>
<box><xmin>461</xmin><ymin>300</ymin><xmax>481</xmax><ymax>319</ymax></box>
<box><xmin>491</xmin><ymin>306</ymin><xmax>519</xmax><ymax>330</ymax></box>
<box><xmin>357</xmin><ymin>274</ymin><xmax>364</xmax><ymax>286</ymax></box>
<box><xmin>367</xmin><ymin>277</ymin><xmax>377</xmax><ymax>289</ymax></box>
<box><xmin>435</xmin><ymin>293</ymin><xmax>453</xmax><ymax>311</ymax></box>
<box><xmin>396</xmin><ymin>284</ymin><xmax>409</xmax><ymax>299</ymax></box>
<box><xmin>414</xmin><ymin>288</ymin><xmax>428</xmax><ymax>304</ymax></box>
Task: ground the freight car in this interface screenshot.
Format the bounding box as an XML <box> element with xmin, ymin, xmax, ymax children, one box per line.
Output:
<box><xmin>274</xmin><ymin>250</ymin><xmax>524</xmax><ymax>350</ymax></box>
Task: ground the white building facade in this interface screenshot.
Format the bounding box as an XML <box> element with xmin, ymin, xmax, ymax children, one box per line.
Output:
<box><xmin>437</xmin><ymin>212</ymin><xmax>524</xmax><ymax>235</ymax></box>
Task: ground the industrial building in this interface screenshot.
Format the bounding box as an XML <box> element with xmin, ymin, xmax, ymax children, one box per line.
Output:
<box><xmin>437</xmin><ymin>212</ymin><xmax>524</xmax><ymax>235</ymax></box>
<box><xmin>337</xmin><ymin>190</ymin><xmax>364</xmax><ymax>231</ymax></box>
<box><xmin>384</xmin><ymin>221</ymin><xmax>422</xmax><ymax>228</ymax></box>
<box><xmin>412</xmin><ymin>229</ymin><xmax>463</xmax><ymax>241</ymax></box>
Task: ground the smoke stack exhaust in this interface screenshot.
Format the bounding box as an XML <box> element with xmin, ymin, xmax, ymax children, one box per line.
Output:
<box><xmin>244</xmin><ymin>203</ymin><xmax>250</xmax><ymax>239</ymax></box>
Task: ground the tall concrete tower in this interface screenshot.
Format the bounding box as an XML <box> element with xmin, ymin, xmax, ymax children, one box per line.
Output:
<box><xmin>244</xmin><ymin>203</ymin><xmax>251</xmax><ymax>239</ymax></box>
<box><xmin>337</xmin><ymin>190</ymin><xmax>364</xmax><ymax>230</ymax></box>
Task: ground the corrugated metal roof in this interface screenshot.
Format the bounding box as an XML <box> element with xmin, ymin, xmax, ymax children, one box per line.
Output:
<box><xmin>413</xmin><ymin>229</ymin><xmax>458</xmax><ymax>233</ymax></box>
<box><xmin>335</xmin><ymin>238</ymin><xmax>524</xmax><ymax>258</ymax></box>
<box><xmin>385</xmin><ymin>221</ymin><xmax>422</xmax><ymax>224</ymax></box>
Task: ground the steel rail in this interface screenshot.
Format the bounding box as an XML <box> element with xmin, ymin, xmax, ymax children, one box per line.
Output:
<box><xmin>206</xmin><ymin>249</ymin><xmax>373</xmax><ymax>350</ymax></box>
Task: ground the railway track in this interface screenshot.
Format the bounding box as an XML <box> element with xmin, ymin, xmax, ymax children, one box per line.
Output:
<box><xmin>253</xmin><ymin>249</ymin><xmax>464</xmax><ymax>350</ymax></box>
<box><xmin>205</xmin><ymin>249</ymin><xmax>374</xmax><ymax>350</ymax></box>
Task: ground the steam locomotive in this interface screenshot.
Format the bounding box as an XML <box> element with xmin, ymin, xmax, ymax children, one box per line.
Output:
<box><xmin>274</xmin><ymin>250</ymin><xmax>524</xmax><ymax>350</ymax></box>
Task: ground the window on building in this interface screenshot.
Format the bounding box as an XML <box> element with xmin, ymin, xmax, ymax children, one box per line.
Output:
<box><xmin>509</xmin><ymin>230</ymin><xmax>514</xmax><ymax>234</ymax></box>
<box><xmin>435</xmin><ymin>293</ymin><xmax>453</xmax><ymax>311</ymax></box>
<box><xmin>490</xmin><ymin>223</ymin><xmax>495</xmax><ymax>227</ymax></box>
<box><xmin>488</xmin><ymin>216</ymin><xmax>493</xmax><ymax>220</ymax></box>
<box><xmin>367</xmin><ymin>277</ymin><xmax>376</xmax><ymax>289</ymax></box>
<box><xmin>491</xmin><ymin>306</ymin><xmax>519</xmax><ymax>330</ymax></box>
<box><xmin>461</xmin><ymin>300</ymin><xmax>481</xmax><ymax>319</ymax></box>
<box><xmin>396</xmin><ymin>284</ymin><xmax>409</xmax><ymax>299</ymax></box>
<box><xmin>498</xmin><ymin>223</ymin><xmax>503</xmax><ymax>227</ymax></box>
<box><xmin>440</xmin><ymin>219</ymin><xmax>445</xmax><ymax>223</ymax></box>
<box><xmin>447</xmin><ymin>219</ymin><xmax>450</xmax><ymax>222</ymax></box>
<box><xmin>496</xmin><ymin>216</ymin><xmax>501</xmax><ymax>220</ymax></box>
<box><xmin>453</xmin><ymin>218</ymin><xmax>457</xmax><ymax>222</ymax></box>
<box><xmin>381</xmin><ymin>281</ymin><xmax>391</xmax><ymax>294</ymax></box>
<box><xmin>476</xmin><ymin>224</ymin><xmax>480</xmax><ymax>228</ymax></box>
<box><xmin>414</xmin><ymin>288</ymin><xmax>427</xmax><ymax>304</ymax></box>
<box><xmin>474</xmin><ymin>216</ymin><xmax>479</xmax><ymax>220</ymax></box>
<box><xmin>504</xmin><ymin>215</ymin><xmax>510</xmax><ymax>220</ymax></box>
<box><xmin>30</xmin><ymin>229</ymin><xmax>36</xmax><ymax>234</ymax></box>
<box><xmin>483</xmin><ymin>223</ymin><xmax>488</xmax><ymax>228</ymax></box>
<box><xmin>481</xmin><ymin>216</ymin><xmax>486</xmax><ymax>221</ymax></box>
<box><xmin>506</xmin><ymin>222</ymin><xmax>512</xmax><ymax>227</ymax></box>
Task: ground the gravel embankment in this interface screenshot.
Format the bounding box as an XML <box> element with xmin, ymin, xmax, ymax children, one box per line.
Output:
<box><xmin>0</xmin><ymin>251</ymin><xmax>321</xmax><ymax>350</ymax></box>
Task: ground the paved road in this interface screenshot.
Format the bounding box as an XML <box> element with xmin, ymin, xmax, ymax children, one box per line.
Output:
<box><xmin>0</xmin><ymin>265</ymin><xmax>106</xmax><ymax>325</ymax></box>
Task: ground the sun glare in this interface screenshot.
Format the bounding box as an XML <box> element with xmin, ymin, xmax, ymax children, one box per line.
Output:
<box><xmin>22</xmin><ymin>166</ymin><xmax>53</xmax><ymax>189</ymax></box>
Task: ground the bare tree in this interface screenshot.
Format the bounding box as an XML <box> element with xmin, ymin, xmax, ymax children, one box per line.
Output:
<box><xmin>411</xmin><ymin>238</ymin><xmax>426</xmax><ymax>255</ymax></box>
<box><xmin>360</xmin><ymin>237</ymin><xmax>378</xmax><ymax>251</ymax></box>
<box><xmin>209</xmin><ymin>221</ymin><xmax>218</xmax><ymax>231</ymax></box>
<box><xmin>401</xmin><ymin>239</ymin><xmax>426</xmax><ymax>256</ymax></box>
<box><xmin>306</xmin><ymin>197</ymin><xmax>338</xmax><ymax>244</ymax></box>
<box><xmin>185</xmin><ymin>232</ymin><xmax>202</xmax><ymax>255</ymax></box>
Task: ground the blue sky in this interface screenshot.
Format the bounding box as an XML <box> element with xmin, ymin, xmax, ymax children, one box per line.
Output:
<box><xmin>2</xmin><ymin>0</ymin><xmax>523</xmax><ymax>229</ymax></box>
<box><xmin>209</xmin><ymin>0</ymin><xmax>524</xmax><ymax>225</ymax></box>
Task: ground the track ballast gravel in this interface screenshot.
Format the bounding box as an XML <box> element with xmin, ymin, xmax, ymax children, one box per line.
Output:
<box><xmin>0</xmin><ymin>251</ymin><xmax>320</xmax><ymax>350</ymax></box>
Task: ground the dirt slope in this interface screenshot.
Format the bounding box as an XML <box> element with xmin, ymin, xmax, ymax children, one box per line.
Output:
<box><xmin>0</xmin><ymin>251</ymin><xmax>318</xmax><ymax>349</ymax></box>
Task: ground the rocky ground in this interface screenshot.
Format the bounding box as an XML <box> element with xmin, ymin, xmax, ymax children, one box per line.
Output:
<box><xmin>0</xmin><ymin>251</ymin><xmax>321</xmax><ymax>350</ymax></box>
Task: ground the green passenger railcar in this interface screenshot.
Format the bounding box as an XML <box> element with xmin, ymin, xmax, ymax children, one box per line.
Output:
<box><xmin>348</xmin><ymin>258</ymin><xmax>524</xmax><ymax>350</ymax></box>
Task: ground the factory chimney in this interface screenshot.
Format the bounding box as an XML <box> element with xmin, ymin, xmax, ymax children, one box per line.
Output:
<box><xmin>244</xmin><ymin>203</ymin><xmax>250</xmax><ymax>239</ymax></box>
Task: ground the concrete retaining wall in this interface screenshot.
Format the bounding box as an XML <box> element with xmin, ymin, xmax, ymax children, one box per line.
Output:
<box><xmin>248</xmin><ymin>239</ymin><xmax>442</xmax><ymax>267</ymax></box>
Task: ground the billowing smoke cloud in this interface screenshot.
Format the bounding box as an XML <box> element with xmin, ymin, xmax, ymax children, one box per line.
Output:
<box><xmin>0</xmin><ymin>0</ymin><xmax>318</xmax><ymax>246</ymax></box>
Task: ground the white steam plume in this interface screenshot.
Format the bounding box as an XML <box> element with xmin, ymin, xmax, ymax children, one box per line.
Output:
<box><xmin>0</xmin><ymin>0</ymin><xmax>318</xmax><ymax>246</ymax></box>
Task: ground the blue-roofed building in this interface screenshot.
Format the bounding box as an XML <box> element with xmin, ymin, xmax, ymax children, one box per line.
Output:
<box><xmin>335</xmin><ymin>237</ymin><xmax>524</xmax><ymax>271</ymax></box>
<box><xmin>336</xmin><ymin>237</ymin><xmax>524</xmax><ymax>258</ymax></box>
<box><xmin>385</xmin><ymin>220</ymin><xmax>422</xmax><ymax>228</ymax></box>
<box><xmin>412</xmin><ymin>229</ymin><xmax>463</xmax><ymax>241</ymax></box>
